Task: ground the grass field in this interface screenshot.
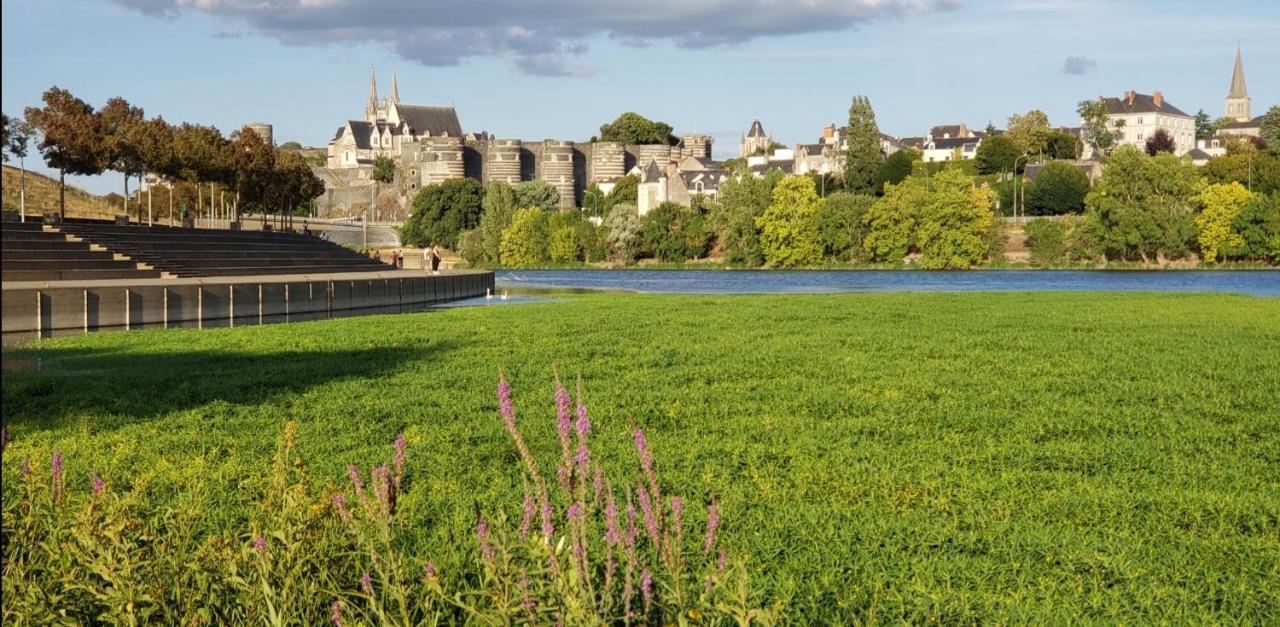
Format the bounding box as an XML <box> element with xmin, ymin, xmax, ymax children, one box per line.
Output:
<box><xmin>2</xmin><ymin>165</ymin><xmax>116</xmax><ymax>219</ymax></box>
<box><xmin>4</xmin><ymin>292</ymin><xmax>1279</xmax><ymax>622</ymax></box>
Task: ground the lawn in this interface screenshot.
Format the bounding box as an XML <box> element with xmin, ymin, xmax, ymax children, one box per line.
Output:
<box><xmin>4</xmin><ymin>292</ymin><xmax>1279</xmax><ymax>623</ymax></box>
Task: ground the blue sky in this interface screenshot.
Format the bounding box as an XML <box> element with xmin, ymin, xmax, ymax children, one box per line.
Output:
<box><xmin>3</xmin><ymin>0</ymin><xmax>1277</xmax><ymax>194</ymax></box>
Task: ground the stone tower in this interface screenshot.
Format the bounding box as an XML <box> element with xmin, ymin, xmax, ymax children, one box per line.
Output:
<box><xmin>740</xmin><ymin>120</ymin><xmax>772</xmax><ymax>158</ymax></box>
<box><xmin>390</xmin><ymin>67</ymin><xmax>400</xmax><ymax>105</ymax></box>
<box><xmin>1225</xmin><ymin>47</ymin><xmax>1251</xmax><ymax>122</ymax></box>
<box><xmin>365</xmin><ymin>66</ymin><xmax>380</xmax><ymax>122</ymax></box>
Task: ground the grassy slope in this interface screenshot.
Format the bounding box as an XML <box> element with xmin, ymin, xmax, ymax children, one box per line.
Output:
<box><xmin>2</xmin><ymin>164</ymin><xmax>115</xmax><ymax>219</ymax></box>
<box><xmin>4</xmin><ymin>292</ymin><xmax>1279</xmax><ymax>622</ymax></box>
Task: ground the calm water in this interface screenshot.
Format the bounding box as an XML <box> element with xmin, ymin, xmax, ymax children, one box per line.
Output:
<box><xmin>496</xmin><ymin>269</ymin><xmax>1280</xmax><ymax>296</ymax></box>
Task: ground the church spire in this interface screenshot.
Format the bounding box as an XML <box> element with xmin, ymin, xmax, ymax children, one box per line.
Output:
<box><xmin>391</xmin><ymin>66</ymin><xmax>400</xmax><ymax>104</ymax></box>
<box><xmin>366</xmin><ymin>66</ymin><xmax>379</xmax><ymax>120</ymax></box>
<box><xmin>1228</xmin><ymin>46</ymin><xmax>1248</xmax><ymax>99</ymax></box>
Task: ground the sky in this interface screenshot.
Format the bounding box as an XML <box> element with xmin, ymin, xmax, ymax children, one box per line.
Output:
<box><xmin>2</xmin><ymin>0</ymin><xmax>1277</xmax><ymax>195</ymax></box>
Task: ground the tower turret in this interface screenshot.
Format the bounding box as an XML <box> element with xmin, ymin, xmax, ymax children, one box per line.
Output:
<box><xmin>1225</xmin><ymin>46</ymin><xmax>1251</xmax><ymax>122</ymax></box>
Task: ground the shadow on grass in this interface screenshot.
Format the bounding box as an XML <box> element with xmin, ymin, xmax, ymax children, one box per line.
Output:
<box><xmin>1</xmin><ymin>341</ymin><xmax>452</xmax><ymax>431</ymax></box>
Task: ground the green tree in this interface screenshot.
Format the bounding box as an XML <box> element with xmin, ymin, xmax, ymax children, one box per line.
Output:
<box><xmin>513</xmin><ymin>180</ymin><xmax>560</xmax><ymax>212</ymax></box>
<box><xmin>815</xmin><ymin>192</ymin><xmax>875</xmax><ymax>260</ymax></box>
<box><xmin>279</xmin><ymin>141</ymin><xmax>303</xmax><ymax>150</ymax></box>
<box><xmin>1194</xmin><ymin>182</ymin><xmax>1253</xmax><ymax>262</ymax></box>
<box><xmin>843</xmin><ymin>95</ymin><xmax>882</xmax><ymax>195</ymax></box>
<box><xmin>1261</xmin><ymin>106</ymin><xmax>1280</xmax><ymax>155</ymax></box>
<box><xmin>403</xmin><ymin>178</ymin><xmax>485</xmax><ymax>248</ymax></box>
<box><xmin>1006</xmin><ymin>110</ymin><xmax>1052</xmax><ymax>156</ymax></box>
<box><xmin>1077</xmin><ymin>99</ymin><xmax>1124</xmax><ymax>158</ymax></box>
<box><xmin>1201</xmin><ymin>142</ymin><xmax>1280</xmax><ymax>194</ymax></box>
<box><xmin>25</xmin><ymin>87</ymin><xmax>108</xmax><ymax>219</ymax></box>
<box><xmin>4</xmin><ymin>113</ymin><xmax>34</xmax><ymax>219</ymax></box>
<box><xmin>1046</xmin><ymin>131</ymin><xmax>1082</xmax><ymax>160</ymax></box>
<box><xmin>99</xmin><ymin>97</ymin><xmax>149</xmax><ymax>220</ymax></box>
<box><xmin>710</xmin><ymin>170</ymin><xmax>782</xmax><ymax>265</ymax></box>
<box><xmin>605</xmin><ymin>174</ymin><xmax>638</xmax><ymax>208</ymax></box>
<box><xmin>1024</xmin><ymin>218</ymin><xmax>1067</xmax><ymax>266</ymax></box>
<box><xmin>1194</xmin><ymin>109</ymin><xmax>1214</xmax><ymax>140</ymax></box>
<box><xmin>875</xmin><ymin>149</ymin><xmax>919</xmax><ymax>192</ymax></box>
<box><xmin>1082</xmin><ymin>145</ymin><xmax>1200</xmax><ymax>262</ymax></box>
<box><xmin>475</xmin><ymin>180</ymin><xmax>517</xmax><ymax>265</ymax></box>
<box><xmin>975</xmin><ymin>134</ymin><xmax>1020</xmax><ymax>175</ymax></box>
<box><xmin>598</xmin><ymin>112</ymin><xmax>677</xmax><ymax>145</ymax></box>
<box><xmin>369</xmin><ymin>155</ymin><xmax>396</xmax><ymax>221</ymax></box>
<box><xmin>863</xmin><ymin>178</ymin><xmax>925</xmax><ymax>263</ymax></box>
<box><xmin>756</xmin><ymin>177</ymin><xmax>824</xmax><ymax>267</ymax></box>
<box><xmin>548</xmin><ymin>226</ymin><xmax>581</xmax><ymax>264</ymax></box>
<box><xmin>457</xmin><ymin>228</ymin><xmax>485</xmax><ymax>266</ymax></box>
<box><xmin>605</xmin><ymin>203</ymin><xmax>643</xmax><ymax>263</ymax></box>
<box><xmin>1227</xmin><ymin>192</ymin><xmax>1280</xmax><ymax>262</ymax></box>
<box><xmin>499</xmin><ymin>208</ymin><xmax>549</xmax><ymax>267</ymax></box>
<box><xmin>1024</xmin><ymin>161</ymin><xmax>1090</xmax><ymax>216</ymax></box>
<box><xmin>915</xmin><ymin>168</ymin><xmax>994</xmax><ymax>269</ymax></box>
<box><xmin>640</xmin><ymin>202</ymin><xmax>709</xmax><ymax>262</ymax></box>
<box><xmin>229</xmin><ymin>125</ymin><xmax>276</xmax><ymax>220</ymax></box>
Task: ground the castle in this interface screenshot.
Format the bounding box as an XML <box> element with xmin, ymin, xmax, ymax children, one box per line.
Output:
<box><xmin>324</xmin><ymin>68</ymin><xmax>714</xmax><ymax>211</ymax></box>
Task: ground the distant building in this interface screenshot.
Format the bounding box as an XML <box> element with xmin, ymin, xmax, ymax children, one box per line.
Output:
<box><xmin>740</xmin><ymin>120</ymin><xmax>773</xmax><ymax>157</ymax></box>
<box><xmin>919</xmin><ymin>124</ymin><xmax>981</xmax><ymax>162</ymax></box>
<box><xmin>1225</xmin><ymin>46</ymin><xmax>1251</xmax><ymax>123</ymax></box>
<box><xmin>635</xmin><ymin>157</ymin><xmax>728</xmax><ymax>214</ymax></box>
<box><xmin>1084</xmin><ymin>90</ymin><xmax>1194</xmax><ymax>158</ymax></box>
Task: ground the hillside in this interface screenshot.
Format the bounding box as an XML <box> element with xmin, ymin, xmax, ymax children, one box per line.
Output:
<box><xmin>2</xmin><ymin>165</ymin><xmax>116</xmax><ymax>219</ymax></box>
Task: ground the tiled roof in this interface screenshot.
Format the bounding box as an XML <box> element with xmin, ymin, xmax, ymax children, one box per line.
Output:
<box><xmin>747</xmin><ymin>120</ymin><xmax>767</xmax><ymax>138</ymax></box>
<box><xmin>394</xmin><ymin>103</ymin><xmax>463</xmax><ymax>137</ymax></box>
<box><xmin>1101</xmin><ymin>93</ymin><xmax>1191</xmax><ymax>117</ymax></box>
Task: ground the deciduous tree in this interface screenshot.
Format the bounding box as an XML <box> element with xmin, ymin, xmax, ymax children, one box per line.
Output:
<box><xmin>876</xmin><ymin>149</ymin><xmax>919</xmax><ymax>191</ymax></box>
<box><xmin>915</xmin><ymin>168</ymin><xmax>993</xmax><ymax>269</ymax></box>
<box><xmin>1006</xmin><ymin>109</ymin><xmax>1052</xmax><ymax>156</ymax></box>
<box><xmin>597</xmin><ymin>112</ymin><xmax>677</xmax><ymax>145</ymax></box>
<box><xmin>756</xmin><ymin>176</ymin><xmax>823</xmax><ymax>267</ymax></box>
<box><xmin>513</xmin><ymin>180</ymin><xmax>560</xmax><ymax>212</ymax></box>
<box><xmin>1025</xmin><ymin>161</ymin><xmax>1090</xmax><ymax>215</ymax></box>
<box><xmin>1194</xmin><ymin>182</ymin><xmax>1252</xmax><ymax>262</ymax></box>
<box><xmin>605</xmin><ymin>203</ymin><xmax>642</xmax><ymax>263</ymax></box>
<box><xmin>1261</xmin><ymin>106</ymin><xmax>1280</xmax><ymax>155</ymax></box>
<box><xmin>863</xmin><ymin>178</ymin><xmax>925</xmax><ymax>263</ymax></box>
<box><xmin>1077</xmin><ymin>99</ymin><xmax>1124</xmax><ymax>159</ymax></box>
<box><xmin>1082</xmin><ymin>145</ymin><xmax>1199</xmax><ymax>262</ymax></box>
<box><xmin>403</xmin><ymin>178</ymin><xmax>484</xmax><ymax>248</ymax></box>
<box><xmin>499</xmin><ymin>207</ymin><xmax>549</xmax><ymax>267</ymax></box>
<box><xmin>1144</xmin><ymin>128</ymin><xmax>1176</xmax><ymax>156</ymax></box>
<box><xmin>25</xmin><ymin>87</ymin><xmax>108</xmax><ymax>219</ymax></box>
<box><xmin>975</xmin><ymin>134</ymin><xmax>1020</xmax><ymax>175</ymax></box>
<box><xmin>815</xmin><ymin>192</ymin><xmax>875</xmax><ymax>260</ymax></box>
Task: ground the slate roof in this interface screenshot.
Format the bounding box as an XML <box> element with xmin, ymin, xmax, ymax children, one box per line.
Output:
<box><xmin>797</xmin><ymin>143</ymin><xmax>827</xmax><ymax>156</ymax></box>
<box><xmin>928</xmin><ymin>137</ymin><xmax>980</xmax><ymax>150</ymax></box>
<box><xmin>641</xmin><ymin>159</ymin><xmax>664</xmax><ymax>182</ymax></box>
<box><xmin>1101</xmin><ymin>93</ymin><xmax>1191</xmax><ymax>117</ymax></box>
<box><xmin>747</xmin><ymin>120</ymin><xmax>767</xmax><ymax>138</ymax></box>
<box><xmin>929</xmin><ymin>124</ymin><xmax>969</xmax><ymax>139</ymax></box>
<box><xmin>1228</xmin><ymin>48</ymin><xmax>1248</xmax><ymax>98</ymax></box>
<box><xmin>394</xmin><ymin>103</ymin><xmax>463</xmax><ymax>137</ymax></box>
<box><xmin>1188</xmin><ymin>148</ymin><xmax>1213</xmax><ymax>162</ymax></box>
<box><xmin>345</xmin><ymin>121</ymin><xmax>373</xmax><ymax>149</ymax></box>
<box><xmin>1220</xmin><ymin>115</ymin><xmax>1263</xmax><ymax>129</ymax></box>
<box><xmin>679</xmin><ymin>170</ymin><xmax>727</xmax><ymax>193</ymax></box>
<box><xmin>899</xmin><ymin>137</ymin><xmax>926</xmax><ymax>149</ymax></box>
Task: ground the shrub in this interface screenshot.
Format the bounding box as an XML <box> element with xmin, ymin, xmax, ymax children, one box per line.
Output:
<box><xmin>863</xmin><ymin>178</ymin><xmax>925</xmax><ymax>263</ymax></box>
<box><xmin>1025</xmin><ymin>161</ymin><xmax>1090</xmax><ymax>216</ymax></box>
<box><xmin>915</xmin><ymin>168</ymin><xmax>994</xmax><ymax>269</ymax></box>
<box><xmin>816</xmin><ymin>192</ymin><xmax>876</xmax><ymax>260</ymax></box>
<box><xmin>1226</xmin><ymin>192</ymin><xmax>1280</xmax><ymax>262</ymax></box>
<box><xmin>1194</xmin><ymin>182</ymin><xmax>1253</xmax><ymax>263</ymax></box>
<box><xmin>605</xmin><ymin>203</ymin><xmax>643</xmax><ymax>263</ymax></box>
<box><xmin>457</xmin><ymin>228</ymin><xmax>486</xmax><ymax>267</ymax></box>
<box><xmin>499</xmin><ymin>208</ymin><xmax>549</xmax><ymax>267</ymax></box>
<box><xmin>513</xmin><ymin>180</ymin><xmax>561</xmax><ymax>213</ymax></box>
<box><xmin>640</xmin><ymin>202</ymin><xmax>709</xmax><ymax>262</ymax></box>
<box><xmin>548</xmin><ymin>226</ymin><xmax>581</xmax><ymax>264</ymax></box>
<box><xmin>1024</xmin><ymin>218</ymin><xmax>1067</xmax><ymax>266</ymax></box>
<box><xmin>756</xmin><ymin>177</ymin><xmax>823</xmax><ymax>267</ymax></box>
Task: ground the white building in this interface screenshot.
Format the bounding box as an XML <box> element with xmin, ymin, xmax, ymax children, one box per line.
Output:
<box><xmin>1085</xmin><ymin>90</ymin><xmax>1195</xmax><ymax>158</ymax></box>
<box><xmin>739</xmin><ymin>120</ymin><xmax>773</xmax><ymax>158</ymax></box>
<box><xmin>326</xmin><ymin>68</ymin><xmax>463</xmax><ymax>169</ymax></box>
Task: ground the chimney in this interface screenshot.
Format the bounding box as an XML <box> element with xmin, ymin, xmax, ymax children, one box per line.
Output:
<box><xmin>1153</xmin><ymin>91</ymin><xmax>1164</xmax><ymax>108</ymax></box>
<box><xmin>1125</xmin><ymin>90</ymin><xmax>1136</xmax><ymax>105</ymax></box>
<box><xmin>823</xmin><ymin>124</ymin><xmax>835</xmax><ymax>139</ymax></box>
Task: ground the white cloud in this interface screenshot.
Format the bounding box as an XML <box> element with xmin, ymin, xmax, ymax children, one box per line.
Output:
<box><xmin>114</xmin><ymin>0</ymin><xmax>962</xmax><ymax>76</ymax></box>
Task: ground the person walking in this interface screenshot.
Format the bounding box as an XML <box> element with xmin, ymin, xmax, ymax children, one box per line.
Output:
<box><xmin>422</xmin><ymin>245</ymin><xmax>431</xmax><ymax>273</ymax></box>
<box><xmin>430</xmin><ymin>245</ymin><xmax>441</xmax><ymax>274</ymax></box>
<box><xmin>395</xmin><ymin>248</ymin><xmax>404</xmax><ymax>268</ymax></box>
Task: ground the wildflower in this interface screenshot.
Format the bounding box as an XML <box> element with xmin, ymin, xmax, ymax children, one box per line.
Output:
<box><xmin>637</xmin><ymin>482</ymin><xmax>659</xmax><ymax>546</ymax></box>
<box><xmin>252</xmin><ymin>535</ymin><xmax>267</xmax><ymax>554</ymax></box>
<box><xmin>424</xmin><ymin>560</ymin><xmax>437</xmax><ymax>579</ymax></box>
<box><xmin>91</xmin><ymin>473</ymin><xmax>106</xmax><ymax>496</ymax></box>
<box><xmin>556</xmin><ymin>380</ymin><xmax>573</xmax><ymax>488</ymax></box>
<box><xmin>717</xmin><ymin>548</ymin><xmax>728</xmax><ymax>573</ymax></box>
<box><xmin>477</xmin><ymin>516</ymin><xmax>495</xmax><ymax>562</ymax></box>
<box><xmin>520</xmin><ymin>576</ymin><xmax>534</xmax><ymax>612</ymax></box>
<box><xmin>371</xmin><ymin>464</ymin><xmax>395</xmax><ymax>516</ymax></box>
<box><xmin>641</xmin><ymin>569</ymin><xmax>654</xmax><ymax>611</ymax></box>
<box><xmin>703</xmin><ymin>500</ymin><xmax>720</xmax><ymax>554</ymax></box>
<box><xmin>625</xmin><ymin>493</ymin><xmax>640</xmax><ymax>546</ymax></box>
<box><xmin>497</xmin><ymin>376</ymin><xmax>515</xmax><ymax>428</ymax></box>
<box><xmin>567</xmin><ymin>501</ymin><xmax>584</xmax><ymax>520</ymax></box>
<box><xmin>574</xmin><ymin>444</ymin><xmax>590</xmax><ymax>468</ymax></box>
<box><xmin>519</xmin><ymin>490</ymin><xmax>535</xmax><ymax>540</ymax></box>
<box><xmin>359</xmin><ymin>571</ymin><xmax>374</xmax><ymax>596</ymax></box>
<box><xmin>633</xmin><ymin>428</ymin><xmax>661</xmax><ymax>508</ymax></box>
<box><xmin>347</xmin><ymin>465</ymin><xmax>365</xmax><ymax>493</ymax></box>
<box><xmin>593</xmin><ymin>466</ymin><xmax>604</xmax><ymax>502</ymax></box>
<box><xmin>603</xmin><ymin>490</ymin><xmax>622</xmax><ymax>545</ymax></box>
<box><xmin>541</xmin><ymin>496</ymin><xmax>555</xmax><ymax>541</ymax></box>
<box><xmin>574</xmin><ymin>392</ymin><xmax>590</xmax><ymax>439</ymax></box>
<box><xmin>330</xmin><ymin>600</ymin><xmax>343</xmax><ymax>626</ymax></box>
<box><xmin>392</xmin><ymin>433</ymin><xmax>406</xmax><ymax>488</ymax></box>
<box><xmin>332</xmin><ymin>494</ymin><xmax>351</xmax><ymax>523</ymax></box>
<box><xmin>51</xmin><ymin>449</ymin><xmax>64</xmax><ymax>502</ymax></box>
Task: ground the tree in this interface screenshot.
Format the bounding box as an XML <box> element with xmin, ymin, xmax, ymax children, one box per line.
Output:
<box><xmin>1194</xmin><ymin>182</ymin><xmax>1253</xmax><ymax>263</ymax></box>
<box><xmin>229</xmin><ymin>125</ymin><xmax>276</xmax><ymax>221</ymax></box>
<box><xmin>279</xmin><ymin>141</ymin><xmax>303</xmax><ymax>150</ymax></box>
<box><xmin>1024</xmin><ymin>218</ymin><xmax>1068</xmax><ymax>266</ymax></box>
<box><xmin>604</xmin><ymin>174</ymin><xmax>638</xmax><ymax>209</ymax></box>
<box><xmin>755</xmin><ymin>177</ymin><xmax>823</xmax><ymax>267</ymax></box>
<box><xmin>640</xmin><ymin>202</ymin><xmax>709</xmax><ymax>262</ymax></box>
<box><xmin>975</xmin><ymin>134</ymin><xmax>1020</xmax><ymax>175</ymax></box>
<box><xmin>1261</xmin><ymin>106</ymin><xmax>1280</xmax><ymax>155</ymax></box>
<box><xmin>548</xmin><ymin>226</ymin><xmax>580</xmax><ymax>264</ymax></box>
<box><xmin>1006</xmin><ymin>109</ymin><xmax>1052</xmax><ymax>156</ymax></box>
<box><xmin>475</xmin><ymin>180</ymin><xmax>517</xmax><ymax>266</ymax></box>
<box><xmin>99</xmin><ymin>97</ymin><xmax>148</xmax><ymax>220</ymax></box>
<box><xmin>863</xmin><ymin>177</ymin><xmax>925</xmax><ymax>263</ymax></box>
<box><xmin>710</xmin><ymin>170</ymin><xmax>782</xmax><ymax>265</ymax></box>
<box><xmin>133</xmin><ymin>116</ymin><xmax>175</xmax><ymax>225</ymax></box>
<box><xmin>369</xmin><ymin>155</ymin><xmax>396</xmax><ymax>221</ymax></box>
<box><xmin>499</xmin><ymin>208</ymin><xmax>549</xmax><ymax>267</ymax></box>
<box><xmin>457</xmin><ymin>228</ymin><xmax>486</xmax><ymax>266</ymax></box>
<box><xmin>605</xmin><ymin>203</ymin><xmax>643</xmax><ymax>263</ymax></box>
<box><xmin>171</xmin><ymin>123</ymin><xmax>230</xmax><ymax>220</ymax></box>
<box><xmin>1082</xmin><ymin>145</ymin><xmax>1199</xmax><ymax>262</ymax></box>
<box><xmin>1194</xmin><ymin>109</ymin><xmax>1214</xmax><ymax>140</ymax></box>
<box><xmin>1046</xmin><ymin>131</ymin><xmax>1082</xmax><ymax>160</ymax></box>
<box><xmin>1144</xmin><ymin>128</ymin><xmax>1176</xmax><ymax>156</ymax></box>
<box><xmin>25</xmin><ymin>87</ymin><xmax>108</xmax><ymax>219</ymax></box>
<box><xmin>875</xmin><ymin>149</ymin><xmax>919</xmax><ymax>192</ymax></box>
<box><xmin>598</xmin><ymin>112</ymin><xmax>677</xmax><ymax>146</ymax></box>
<box><xmin>843</xmin><ymin>95</ymin><xmax>882</xmax><ymax>195</ymax></box>
<box><xmin>1077</xmin><ymin>99</ymin><xmax>1124</xmax><ymax>159</ymax></box>
<box><xmin>403</xmin><ymin>178</ymin><xmax>485</xmax><ymax>248</ymax></box>
<box><xmin>1228</xmin><ymin>192</ymin><xmax>1280</xmax><ymax>262</ymax></box>
<box><xmin>1202</xmin><ymin>143</ymin><xmax>1280</xmax><ymax>195</ymax></box>
<box><xmin>915</xmin><ymin>168</ymin><xmax>993</xmax><ymax>269</ymax></box>
<box><xmin>513</xmin><ymin>180</ymin><xmax>560</xmax><ymax>212</ymax></box>
<box><xmin>815</xmin><ymin>192</ymin><xmax>875</xmax><ymax>260</ymax></box>
<box><xmin>4</xmin><ymin>113</ymin><xmax>34</xmax><ymax>220</ymax></box>
<box><xmin>1024</xmin><ymin>161</ymin><xmax>1090</xmax><ymax>215</ymax></box>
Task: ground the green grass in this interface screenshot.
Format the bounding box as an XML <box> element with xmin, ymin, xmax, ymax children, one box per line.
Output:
<box><xmin>5</xmin><ymin>292</ymin><xmax>1279</xmax><ymax>622</ymax></box>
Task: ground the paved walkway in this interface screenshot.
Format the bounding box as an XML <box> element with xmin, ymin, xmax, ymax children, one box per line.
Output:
<box><xmin>1</xmin><ymin>268</ymin><xmax>489</xmax><ymax>291</ymax></box>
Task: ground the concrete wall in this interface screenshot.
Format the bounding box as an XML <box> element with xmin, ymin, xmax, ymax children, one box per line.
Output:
<box><xmin>2</xmin><ymin>271</ymin><xmax>495</xmax><ymax>338</ymax></box>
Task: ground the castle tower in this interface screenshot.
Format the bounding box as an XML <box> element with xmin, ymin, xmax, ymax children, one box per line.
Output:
<box><xmin>740</xmin><ymin>120</ymin><xmax>771</xmax><ymax>157</ymax></box>
<box><xmin>1225</xmin><ymin>46</ymin><xmax>1251</xmax><ymax>122</ymax></box>
<box><xmin>390</xmin><ymin>67</ymin><xmax>400</xmax><ymax>105</ymax></box>
<box><xmin>365</xmin><ymin>66</ymin><xmax>379</xmax><ymax>122</ymax></box>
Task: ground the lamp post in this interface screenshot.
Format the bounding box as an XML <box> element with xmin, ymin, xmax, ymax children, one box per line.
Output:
<box><xmin>1012</xmin><ymin>153</ymin><xmax>1030</xmax><ymax>219</ymax></box>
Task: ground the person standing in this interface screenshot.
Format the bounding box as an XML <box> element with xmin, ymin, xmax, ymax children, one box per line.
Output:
<box><xmin>422</xmin><ymin>246</ymin><xmax>431</xmax><ymax>273</ymax></box>
<box><xmin>430</xmin><ymin>245</ymin><xmax>441</xmax><ymax>274</ymax></box>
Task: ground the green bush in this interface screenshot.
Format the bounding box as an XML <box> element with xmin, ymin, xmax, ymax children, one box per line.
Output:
<box><xmin>640</xmin><ymin>202</ymin><xmax>710</xmax><ymax>262</ymax></box>
<box><xmin>402</xmin><ymin>178</ymin><xmax>484</xmax><ymax>249</ymax></box>
<box><xmin>1025</xmin><ymin>161</ymin><xmax>1090</xmax><ymax>216</ymax></box>
<box><xmin>548</xmin><ymin>226</ymin><xmax>580</xmax><ymax>264</ymax></box>
<box><xmin>499</xmin><ymin>208</ymin><xmax>549</xmax><ymax>267</ymax></box>
<box><xmin>816</xmin><ymin>192</ymin><xmax>876</xmax><ymax>260</ymax></box>
<box><xmin>1024</xmin><ymin>218</ymin><xmax>1067</xmax><ymax>266</ymax></box>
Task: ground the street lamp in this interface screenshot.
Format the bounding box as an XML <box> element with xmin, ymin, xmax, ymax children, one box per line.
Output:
<box><xmin>1012</xmin><ymin>153</ymin><xmax>1030</xmax><ymax>219</ymax></box>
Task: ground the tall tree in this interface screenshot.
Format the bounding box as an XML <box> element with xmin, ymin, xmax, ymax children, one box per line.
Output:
<box><xmin>1145</xmin><ymin>128</ymin><xmax>1176</xmax><ymax>156</ymax></box>
<box><xmin>756</xmin><ymin>176</ymin><xmax>824</xmax><ymax>267</ymax></box>
<box><xmin>843</xmin><ymin>95</ymin><xmax>882</xmax><ymax>195</ymax></box>
<box><xmin>1082</xmin><ymin>145</ymin><xmax>1200</xmax><ymax>262</ymax></box>
<box><xmin>134</xmin><ymin>117</ymin><xmax>175</xmax><ymax>225</ymax></box>
<box><xmin>1045</xmin><ymin>131</ymin><xmax>1083</xmax><ymax>160</ymax></box>
<box><xmin>230</xmin><ymin>125</ymin><xmax>276</xmax><ymax>222</ymax></box>
<box><xmin>370</xmin><ymin>154</ymin><xmax>396</xmax><ymax>221</ymax></box>
<box><xmin>1005</xmin><ymin>109</ymin><xmax>1052</xmax><ymax>157</ymax></box>
<box><xmin>975</xmin><ymin>134</ymin><xmax>1021</xmax><ymax>175</ymax></box>
<box><xmin>915</xmin><ymin>168</ymin><xmax>994</xmax><ymax>269</ymax></box>
<box><xmin>1194</xmin><ymin>182</ymin><xmax>1253</xmax><ymax>263</ymax></box>
<box><xmin>99</xmin><ymin>97</ymin><xmax>148</xmax><ymax>221</ymax></box>
<box><xmin>597</xmin><ymin>112</ymin><xmax>677</xmax><ymax>145</ymax></box>
<box><xmin>477</xmin><ymin>180</ymin><xmax>517</xmax><ymax>265</ymax></box>
<box><xmin>710</xmin><ymin>170</ymin><xmax>782</xmax><ymax>265</ymax></box>
<box><xmin>1077</xmin><ymin>99</ymin><xmax>1124</xmax><ymax>159</ymax></box>
<box><xmin>172</xmin><ymin>123</ymin><xmax>228</xmax><ymax>220</ymax></box>
<box><xmin>4</xmin><ymin>114</ymin><xmax>35</xmax><ymax>220</ymax></box>
<box><xmin>513</xmin><ymin>180</ymin><xmax>560</xmax><ymax>212</ymax></box>
<box><xmin>1261</xmin><ymin>106</ymin><xmax>1280</xmax><ymax>155</ymax></box>
<box><xmin>25</xmin><ymin>87</ymin><xmax>108</xmax><ymax>219</ymax></box>
<box><xmin>1024</xmin><ymin>161</ymin><xmax>1090</xmax><ymax>215</ymax></box>
<box><xmin>863</xmin><ymin>177</ymin><xmax>925</xmax><ymax>263</ymax></box>
<box><xmin>1194</xmin><ymin>109</ymin><xmax>1214</xmax><ymax>140</ymax></box>
<box><xmin>875</xmin><ymin>149</ymin><xmax>920</xmax><ymax>191</ymax></box>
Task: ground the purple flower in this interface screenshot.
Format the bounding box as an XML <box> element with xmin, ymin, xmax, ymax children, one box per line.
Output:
<box><xmin>641</xmin><ymin>569</ymin><xmax>654</xmax><ymax>609</ymax></box>
<box><xmin>91</xmin><ymin>473</ymin><xmax>106</xmax><ymax>495</ymax></box>
<box><xmin>625</xmin><ymin>496</ymin><xmax>640</xmax><ymax>546</ymax></box>
<box><xmin>556</xmin><ymin>381</ymin><xmax>573</xmax><ymax>488</ymax></box>
<box><xmin>574</xmin><ymin>444</ymin><xmax>590</xmax><ymax>467</ymax></box>
<box><xmin>670</xmin><ymin>496</ymin><xmax>684</xmax><ymax>519</ymax></box>
<box><xmin>252</xmin><ymin>535</ymin><xmax>267</xmax><ymax>554</ymax></box>
<box><xmin>575</xmin><ymin>397</ymin><xmax>590</xmax><ymax>439</ymax></box>
<box><xmin>477</xmin><ymin>516</ymin><xmax>495</xmax><ymax>562</ymax></box>
<box><xmin>637</xmin><ymin>482</ymin><xmax>659</xmax><ymax>545</ymax></box>
<box><xmin>21</xmin><ymin>457</ymin><xmax>31</xmax><ymax>477</ymax></box>
<box><xmin>541</xmin><ymin>497</ymin><xmax>555</xmax><ymax>541</ymax></box>
<box><xmin>332</xmin><ymin>494</ymin><xmax>351</xmax><ymax>522</ymax></box>
<box><xmin>424</xmin><ymin>560</ymin><xmax>438</xmax><ymax>579</ymax></box>
<box><xmin>593</xmin><ymin>466</ymin><xmax>604</xmax><ymax>502</ymax></box>
<box><xmin>603</xmin><ymin>492</ymin><xmax>622</xmax><ymax>545</ymax></box>
<box><xmin>360</xmin><ymin>571</ymin><xmax>374</xmax><ymax>596</ymax></box>
<box><xmin>392</xmin><ymin>433</ymin><xmax>406</xmax><ymax>486</ymax></box>
<box><xmin>520</xmin><ymin>491</ymin><xmax>535</xmax><ymax>540</ymax></box>
<box><xmin>330</xmin><ymin>600</ymin><xmax>343</xmax><ymax>626</ymax></box>
<box><xmin>520</xmin><ymin>576</ymin><xmax>534</xmax><ymax>612</ymax></box>
<box><xmin>371</xmin><ymin>464</ymin><xmax>395</xmax><ymax>516</ymax></box>
<box><xmin>51</xmin><ymin>449</ymin><xmax>64</xmax><ymax>502</ymax></box>
<box><xmin>347</xmin><ymin>465</ymin><xmax>365</xmax><ymax>493</ymax></box>
<box><xmin>703</xmin><ymin>500</ymin><xmax>720</xmax><ymax>554</ymax></box>
<box><xmin>498</xmin><ymin>376</ymin><xmax>515</xmax><ymax>427</ymax></box>
<box><xmin>567</xmin><ymin>501</ymin><xmax>583</xmax><ymax>520</ymax></box>
<box><xmin>717</xmin><ymin>548</ymin><xmax>728</xmax><ymax>573</ymax></box>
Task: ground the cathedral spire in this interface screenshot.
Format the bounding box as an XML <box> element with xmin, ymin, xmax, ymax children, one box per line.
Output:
<box><xmin>366</xmin><ymin>66</ymin><xmax>379</xmax><ymax>120</ymax></box>
<box><xmin>1225</xmin><ymin>46</ymin><xmax>1251</xmax><ymax>122</ymax></box>
<box><xmin>1228</xmin><ymin>46</ymin><xmax>1248</xmax><ymax>99</ymax></box>
<box><xmin>391</xmin><ymin>66</ymin><xmax>400</xmax><ymax>104</ymax></box>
